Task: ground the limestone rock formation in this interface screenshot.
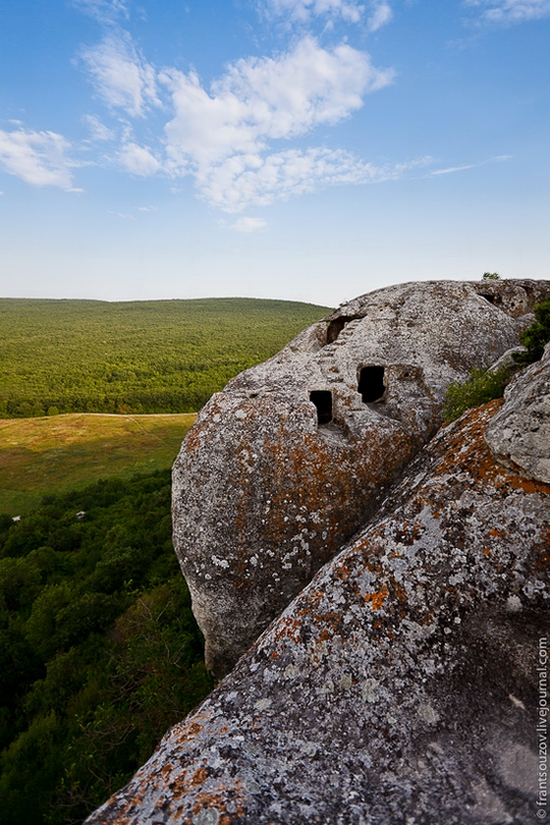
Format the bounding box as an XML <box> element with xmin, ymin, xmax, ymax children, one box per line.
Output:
<box><xmin>86</xmin><ymin>384</ymin><xmax>550</xmax><ymax>824</ymax></box>
<box><xmin>172</xmin><ymin>279</ymin><xmax>549</xmax><ymax>677</ymax></box>
<box><xmin>486</xmin><ymin>343</ymin><xmax>550</xmax><ymax>483</ymax></box>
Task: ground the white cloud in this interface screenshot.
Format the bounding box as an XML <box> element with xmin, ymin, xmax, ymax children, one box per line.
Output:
<box><xmin>464</xmin><ymin>0</ymin><xmax>550</xmax><ymax>23</ymax></box>
<box><xmin>367</xmin><ymin>1</ymin><xmax>392</xmax><ymax>31</ymax></box>
<box><xmin>118</xmin><ymin>141</ymin><xmax>161</xmax><ymax>175</ymax></box>
<box><xmin>71</xmin><ymin>0</ymin><xmax>128</xmax><ymax>25</ymax></box>
<box><xmin>428</xmin><ymin>155</ymin><xmax>512</xmax><ymax>177</ymax></box>
<box><xmin>75</xmin><ymin>23</ymin><xmax>403</xmax><ymax>210</ymax></box>
<box><xmin>80</xmin><ymin>33</ymin><xmax>160</xmax><ymax>117</ymax></box>
<box><xmin>197</xmin><ymin>147</ymin><xmax>430</xmax><ymax>212</ymax></box>
<box><xmin>264</xmin><ymin>0</ymin><xmax>366</xmax><ymax>23</ymax></box>
<box><xmin>262</xmin><ymin>0</ymin><xmax>393</xmax><ymax>26</ymax></box>
<box><xmin>158</xmin><ymin>37</ymin><xmax>396</xmax><ymax>210</ymax></box>
<box><xmin>0</xmin><ymin>128</ymin><xmax>75</xmax><ymax>189</ymax></box>
<box><xmin>230</xmin><ymin>216</ymin><xmax>268</xmax><ymax>232</ymax></box>
<box><xmin>82</xmin><ymin>114</ymin><xmax>116</xmax><ymax>141</ymax></box>
<box><xmin>108</xmin><ymin>209</ymin><xmax>136</xmax><ymax>218</ymax></box>
<box><xmin>162</xmin><ymin>37</ymin><xmax>393</xmax><ymax>173</ymax></box>
<box><xmin>430</xmin><ymin>163</ymin><xmax>476</xmax><ymax>176</ymax></box>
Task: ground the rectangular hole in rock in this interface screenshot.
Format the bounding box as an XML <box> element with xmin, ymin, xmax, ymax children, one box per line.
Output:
<box><xmin>358</xmin><ymin>366</ymin><xmax>385</xmax><ymax>403</ymax></box>
<box><xmin>310</xmin><ymin>390</ymin><xmax>333</xmax><ymax>425</ymax></box>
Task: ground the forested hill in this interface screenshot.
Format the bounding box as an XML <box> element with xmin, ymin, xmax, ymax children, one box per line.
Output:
<box><xmin>0</xmin><ymin>298</ymin><xmax>329</xmax><ymax>417</ymax></box>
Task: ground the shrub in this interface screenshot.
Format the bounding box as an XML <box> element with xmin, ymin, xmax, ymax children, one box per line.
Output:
<box><xmin>443</xmin><ymin>366</ymin><xmax>511</xmax><ymax>423</ymax></box>
<box><xmin>482</xmin><ymin>272</ymin><xmax>500</xmax><ymax>280</ymax></box>
<box><xmin>513</xmin><ymin>297</ymin><xmax>550</xmax><ymax>365</ymax></box>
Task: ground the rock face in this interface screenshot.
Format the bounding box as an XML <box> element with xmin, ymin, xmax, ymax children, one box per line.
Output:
<box><xmin>486</xmin><ymin>343</ymin><xmax>550</xmax><ymax>483</ymax></box>
<box><xmin>172</xmin><ymin>278</ymin><xmax>549</xmax><ymax>677</ymax></box>
<box><xmin>86</xmin><ymin>380</ymin><xmax>550</xmax><ymax>824</ymax></box>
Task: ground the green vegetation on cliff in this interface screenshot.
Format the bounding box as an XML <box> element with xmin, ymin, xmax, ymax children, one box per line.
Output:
<box><xmin>443</xmin><ymin>296</ymin><xmax>550</xmax><ymax>422</ymax></box>
<box><xmin>443</xmin><ymin>366</ymin><xmax>511</xmax><ymax>422</ymax></box>
<box><xmin>0</xmin><ymin>469</ymin><xmax>214</xmax><ymax>825</ymax></box>
<box><xmin>0</xmin><ymin>298</ymin><xmax>329</xmax><ymax>417</ymax></box>
<box><xmin>514</xmin><ymin>295</ymin><xmax>550</xmax><ymax>364</ymax></box>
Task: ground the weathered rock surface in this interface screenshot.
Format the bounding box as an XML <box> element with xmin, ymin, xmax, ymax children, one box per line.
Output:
<box><xmin>87</xmin><ymin>391</ymin><xmax>550</xmax><ymax>824</ymax></box>
<box><xmin>486</xmin><ymin>343</ymin><xmax>550</xmax><ymax>483</ymax></box>
<box><xmin>172</xmin><ymin>279</ymin><xmax>550</xmax><ymax>676</ymax></box>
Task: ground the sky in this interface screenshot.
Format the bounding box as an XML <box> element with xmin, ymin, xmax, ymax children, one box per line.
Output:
<box><xmin>0</xmin><ymin>0</ymin><xmax>548</xmax><ymax>307</ymax></box>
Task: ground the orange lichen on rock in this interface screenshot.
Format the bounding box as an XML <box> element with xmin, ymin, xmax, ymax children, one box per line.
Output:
<box><xmin>365</xmin><ymin>584</ymin><xmax>389</xmax><ymax>611</ymax></box>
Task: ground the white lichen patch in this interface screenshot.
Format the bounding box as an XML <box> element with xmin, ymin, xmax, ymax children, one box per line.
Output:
<box><xmin>192</xmin><ymin>809</ymin><xmax>220</xmax><ymax>825</ymax></box>
<box><xmin>254</xmin><ymin>698</ymin><xmax>273</xmax><ymax>712</ymax></box>
<box><xmin>211</xmin><ymin>556</ymin><xmax>230</xmax><ymax>569</ymax></box>
<box><xmin>361</xmin><ymin>678</ymin><xmax>379</xmax><ymax>704</ymax></box>
<box><xmin>418</xmin><ymin>703</ymin><xmax>440</xmax><ymax>724</ymax></box>
<box><xmin>339</xmin><ymin>673</ymin><xmax>353</xmax><ymax>692</ymax></box>
<box><xmin>506</xmin><ymin>594</ymin><xmax>523</xmax><ymax>612</ymax></box>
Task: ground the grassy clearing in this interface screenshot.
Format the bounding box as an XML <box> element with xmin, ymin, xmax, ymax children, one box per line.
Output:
<box><xmin>0</xmin><ymin>413</ymin><xmax>196</xmax><ymax>515</ymax></box>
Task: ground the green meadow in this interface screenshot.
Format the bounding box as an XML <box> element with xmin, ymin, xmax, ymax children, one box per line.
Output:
<box><xmin>0</xmin><ymin>413</ymin><xmax>196</xmax><ymax>516</ymax></box>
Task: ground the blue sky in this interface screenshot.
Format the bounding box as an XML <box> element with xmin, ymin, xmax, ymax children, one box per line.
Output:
<box><xmin>0</xmin><ymin>0</ymin><xmax>548</xmax><ymax>306</ymax></box>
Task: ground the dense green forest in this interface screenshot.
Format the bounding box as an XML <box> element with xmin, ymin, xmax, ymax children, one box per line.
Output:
<box><xmin>0</xmin><ymin>298</ymin><xmax>329</xmax><ymax>417</ymax></box>
<box><xmin>0</xmin><ymin>470</ymin><xmax>214</xmax><ymax>825</ymax></box>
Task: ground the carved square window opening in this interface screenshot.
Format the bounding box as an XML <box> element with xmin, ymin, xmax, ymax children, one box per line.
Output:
<box><xmin>310</xmin><ymin>390</ymin><xmax>333</xmax><ymax>425</ymax></box>
<box><xmin>358</xmin><ymin>366</ymin><xmax>386</xmax><ymax>403</ymax></box>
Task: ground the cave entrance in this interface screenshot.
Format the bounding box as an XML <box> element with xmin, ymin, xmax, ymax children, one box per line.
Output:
<box><xmin>358</xmin><ymin>366</ymin><xmax>385</xmax><ymax>403</ymax></box>
<box><xmin>327</xmin><ymin>317</ymin><xmax>349</xmax><ymax>343</ymax></box>
<box><xmin>310</xmin><ymin>391</ymin><xmax>333</xmax><ymax>425</ymax></box>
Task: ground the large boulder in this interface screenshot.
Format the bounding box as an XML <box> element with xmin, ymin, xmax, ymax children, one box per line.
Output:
<box><xmin>87</xmin><ymin>379</ymin><xmax>550</xmax><ymax>824</ymax></box>
<box><xmin>486</xmin><ymin>342</ymin><xmax>550</xmax><ymax>483</ymax></box>
<box><xmin>172</xmin><ymin>279</ymin><xmax>549</xmax><ymax>676</ymax></box>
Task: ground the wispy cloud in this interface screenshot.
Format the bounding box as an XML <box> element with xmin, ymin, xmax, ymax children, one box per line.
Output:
<box><xmin>0</xmin><ymin>128</ymin><xmax>77</xmax><ymax>189</ymax></box>
<box><xmin>198</xmin><ymin>148</ymin><xmax>430</xmax><ymax>212</ymax></box>
<box><xmin>429</xmin><ymin>163</ymin><xmax>476</xmax><ymax>176</ymax></box>
<box><xmin>80</xmin><ymin>33</ymin><xmax>160</xmax><ymax>117</ymax></box>
<box><xmin>108</xmin><ymin>209</ymin><xmax>136</xmax><ymax>219</ymax></box>
<box><xmin>261</xmin><ymin>0</ymin><xmax>393</xmax><ymax>28</ymax></box>
<box><xmin>367</xmin><ymin>1</ymin><xmax>392</xmax><ymax>31</ymax></box>
<box><xmin>464</xmin><ymin>0</ymin><xmax>550</xmax><ymax>23</ymax></box>
<box><xmin>263</xmin><ymin>0</ymin><xmax>366</xmax><ymax>23</ymax></box>
<box><xmin>70</xmin><ymin>0</ymin><xmax>129</xmax><ymax>25</ymax></box>
<box><xmin>117</xmin><ymin>141</ymin><xmax>161</xmax><ymax>175</ymax></box>
<box><xmin>73</xmin><ymin>29</ymin><xmax>427</xmax><ymax>211</ymax></box>
<box><xmin>230</xmin><ymin>216</ymin><xmax>268</xmax><ymax>232</ymax></box>
<box><xmin>82</xmin><ymin>113</ymin><xmax>116</xmax><ymax>141</ymax></box>
<box><xmin>427</xmin><ymin>154</ymin><xmax>512</xmax><ymax>177</ymax></box>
